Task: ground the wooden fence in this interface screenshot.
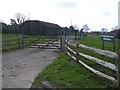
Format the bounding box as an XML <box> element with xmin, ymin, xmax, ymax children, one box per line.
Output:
<box><xmin>2</xmin><ymin>35</ymin><xmax>120</xmax><ymax>87</ymax></box>
<box><xmin>2</xmin><ymin>35</ymin><xmax>61</xmax><ymax>50</ymax></box>
<box><xmin>60</xmin><ymin>36</ymin><xmax>119</xmax><ymax>87</ymax></box>
<box><xmin>2</xmin><ymin>35</ymin><xmax>24</xmax><ymax>49</ymax></box>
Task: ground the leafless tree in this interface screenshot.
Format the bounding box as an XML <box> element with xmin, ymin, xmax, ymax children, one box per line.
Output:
<box><xmin>10</xmin><ymin>19</ymin><xmax>16</xmax><ymax>25</ymax></box>
<box><xmin>112</xmin><ymin>26</ymin><xmax>119</xmax><ymax>31</ymax></box>
<box><xmin>15</xmin><ymin>13</ymin><xmax>26</xmax><ymax>25</ymax></box>
<box><xmin>83</xmin><ymin>24</ymin><xmax>90</xmax><ymax>32</ymax></box>
<box><xmin>73</xmin><ymin>25</ymin><xmax>79</xmax><ymax>30</ymax></box>
<box><xmin>101</xmin><ymin>28</ymin><xmax>108</xmax><ymax>33</ymax></box>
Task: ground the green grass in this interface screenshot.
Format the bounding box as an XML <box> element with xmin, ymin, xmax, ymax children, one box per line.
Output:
<box><xmin>2</xmin><ymin>34</ymin><xmax>119</xmax><ymax>88</ymax></box>
<box><xmin>2</xmin><ymin>34</ymin><xmax>19</xmax><ymax>51</ymax></box>
<box><xmin>32</xmin><ymin>52</ymin><xmax>114</xmax><ymax>88</ymax></box>
<box><xmin>2</xmin><ymin>34</ymin><xmax>18</xmax><ymax>38</ymax></box>
<box><xmin>2</xmin><ymin>34</ymin><xmax>56</xmax><ymax>51</ymax></box>
<box><xmin>32</xmin><ymin>35</ymin><xmax>119</xmax><ymax>88</ymax></box>
<box><xmin>76</xmin><ymin>36</ymin><xmax>118</xmax><ymax>77</ymax></box>
<box><xmin>76</xmin><ymin>36</ymin><xmax>118</xmax><ymax>78</ymax></box>
<box><xmin>77</xmin><ymin>35</ymin><xmax>118</xmax><ymax>52</ymax></box>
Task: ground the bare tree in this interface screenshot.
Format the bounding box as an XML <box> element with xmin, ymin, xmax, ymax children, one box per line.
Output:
<box><xmin>73</xmin><ymin>25</ymin><xmax>79</xmax><ymax>30</ymax></box>
<box><xmin>112</xmin><ymin>26</ymin><xmax>119</xmax><ymax>31</ymax></box>
<box><xmin>101</xmin><ymin>28</ymin><xmax>108</xmax><ymax>33</ymax></box>
<box><xmin>14</xmin><ymin>13</ymin><xmax>26</xmax><ymax>35</ymax></box>
<box><xmin>15</xmin><ymin>13</ymin><xmax>26</xmax><ymax>25</ymax></box>
<box><xmin>10</xmin><ymin>19</ymin><xmax>16</xmax><ymax>25</ymax></box>
<box><xmin>83</xmin><ymin>24</ymin><xmax>90</xmax><ymax>32</ymax></box>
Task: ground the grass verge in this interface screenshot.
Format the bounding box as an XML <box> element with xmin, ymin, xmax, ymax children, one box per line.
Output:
<box><xmin>32</xmin><ymin>52</ymin><xmax>114</xmax><ymax>88</ymax></box>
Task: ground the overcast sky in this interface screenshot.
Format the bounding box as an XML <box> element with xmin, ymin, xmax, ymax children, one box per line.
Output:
<box><xmin>0</xmin><ymin>0</ymin><xmax>119</xmax><ymax>31</ymax></box>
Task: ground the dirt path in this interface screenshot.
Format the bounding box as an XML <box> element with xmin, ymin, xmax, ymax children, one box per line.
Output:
<box><xmin>2</xmin><ymin>48</ymin><xmax>59</xmax><ymax>88</ymax></box>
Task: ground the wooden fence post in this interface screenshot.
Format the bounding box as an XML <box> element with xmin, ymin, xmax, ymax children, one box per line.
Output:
<box><xmin>60</xmin><ymin>36</ymin><xmax>62</xmax><ymax>50</ymax></box>
<box><xmin>118</xmin><ymin>50</ymin><xmax>120</xmax><ymax>87</ymax></box>
<box><xmin>18</xmin><ymin>35</ymin><xmax>23</xmax><ymax>49</ymax></box>
<box><xmin>61</xmin><ymin>35</ymin><xmax>65</xmax><ymax>51</ymax></box>
<box><xmin>76</xmin><ymin>43</ymin><xmax>79</xmax><ymax>63</ymax></box>
<box><xmin>65</xmin><ymin>40</ymin><xmax>68</xmax><ymax>53</ymax></box>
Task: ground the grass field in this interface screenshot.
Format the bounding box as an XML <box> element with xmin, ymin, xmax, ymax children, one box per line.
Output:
<box><xmin>32</xmin><ymin>35</ymin><xmax>119</xmax><ymax>88</ymax></box>
<box><xmin>32</xmin><ymin>53</ymin><xmax>115</xmax><ymax>88</ymax></box>
<box><xmin>2</xmin><ymin>34</ymin><xmax>56</xmax><ymax>51</ymax></box>
<box><xmin>77</xmin><ymin>35</ymin><xmax>118</xmax><ymax>52</ymax></box>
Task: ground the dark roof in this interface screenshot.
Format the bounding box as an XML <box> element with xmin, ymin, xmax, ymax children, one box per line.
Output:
<box><xmin>22</xmin><ymin>20</ymin><xmax>62</xmax><ymax>29</ymax></box>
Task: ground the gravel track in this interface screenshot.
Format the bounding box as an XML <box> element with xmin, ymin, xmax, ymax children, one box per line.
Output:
<box><xmin>2</xmin><ymin>48</ymin><xmax>59</xmax><ymax>88</ymax></box>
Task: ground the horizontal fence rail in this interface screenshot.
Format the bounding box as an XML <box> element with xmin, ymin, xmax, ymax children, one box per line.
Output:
<box><xmin>67</xmin><ymin>51</ymin><xmax>117</xmax><ymax>83</ymax></box>
<box><xmin>67</xmin><ymin>41</ymin><xmax>118</xmax><ymax>59</ymax></box>
<box><xmin>3</xmin><ymin>42</ymin><xmax>17</xmax><ymax>45</ymax></box>
<box><xmin>65</xmin><ymin>39</ymin><xmax>118</xmax><ymax>85</ymax></box>
<box><xmin>2</xmin><ymin>38</ymin><xmax>18</xmax><ymax>45</ymax></box>
<box><xmin>3</xmin><ymin>38</ymin><xmax>17</xmax><ymax>41</ymax></box>
<box><xmin>2</xmin><ymin>37</ymin><xmax>23</xmax><ymax>50</ymax></box>
<box><xmin>67</xmin><ymin>45</ymin><xmax>118</xmax><ymax>71</ymax></box>
<box><xmin>2</xmin><ymin>35</ymin><xmax>61</xmax><ymax>50</ymax></box>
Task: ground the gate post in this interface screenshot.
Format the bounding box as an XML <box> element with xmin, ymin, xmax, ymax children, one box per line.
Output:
<box><xmin>60</xmin><ymin>35</ymin><xmax>65</xmax><ymax>51</ymax></box>
<box><xmin>18</xmin><ymin>35</ymin><xmax>23</xmax><ymax>49</ymax></box>
<box><xmin>65</xmin><ymin>40</ymin><xmax>68</xmax><ymax>53</ymax></box>
<box><xmin>76</xmin><ymin>43</ymin><xmax>79</xmax><ymax>63</ymax></box>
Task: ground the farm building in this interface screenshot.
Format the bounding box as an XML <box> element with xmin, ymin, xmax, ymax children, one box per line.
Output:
<box><xmin>20</xmin><ymin>20</ymin><xmax>62</xmax><ymax>36</ymax></box>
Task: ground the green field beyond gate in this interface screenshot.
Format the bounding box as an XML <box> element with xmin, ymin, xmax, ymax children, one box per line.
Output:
<box><xmin>2</xmin><ymin>34</ymin><xmax>57</xmax><ymax>51</ymax></box>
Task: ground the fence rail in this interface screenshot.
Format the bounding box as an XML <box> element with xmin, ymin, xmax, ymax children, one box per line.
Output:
<box><xmin>3</xmin><ymin>42</ymin><xmax>18</xmax><ymax>45</ymax></box>
<box><xmin>2</xmin><ymin>35</ymin><xmax>61</xmax><ymax>50</ymax></box>
<box><xmin>2</xmin><ymin>36</ymin><xmax>23</xmax><ymax>49</ymax></box>
<box><xmin>2</xmin><ymin>38</ymin><xmax>17</xmax><ymax>41</ymax></box>
<box><xmin>67</xmin><ymin>45</ymin><xmax>118</xmax><ymax>71</ymax></box>
<box><xmin>65</xmin><ymin>40</ymin><xmax>118</xmax><ymax>85</ymax></box>
<box><xmin>2</xmin><ymin>38</ymin><xmax>18</xmax><ymax>46</ymax></box>
<box><xmin>67</xmin><ymin>51</ymin><xmax>117</xmax><ymax>83</ymax></box>
<box><xmin>67</xmin><ymin>41</ymin><xmax>118</xmax><ymax>59</ymax></box>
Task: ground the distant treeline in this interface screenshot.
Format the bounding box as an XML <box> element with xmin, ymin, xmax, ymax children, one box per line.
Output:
<box><xmin>2</xmin><ymin>20</ymin><xmax>76</xmax><ymax>36</ymax></box>
<box><xmin>90</xmin><ymin>30</ymin><xmax>120</xmax><ymax>38</ymax></box>
<box><xmin>1</xmin><ymin>20</ymin><xmax>78</xmax><ymax>36</ymax></box>
<box><xmin>1</xmin><ymin>20</ymin><xmax>61</xmax><ymax>36</ymax></box>
<box><xmin>2</xmin><ymin>20</ymin><xmax>119</xmax><ymax>38</ymax></box>
<box><xmin>2</xmin><ymin>23</ymin><xmax>19</xmax><ymax>34</ymax></box>
<box><xmin>110</xmin><ymin>30</ymin><xmax>120</xmax><ymax>38</ymax></box>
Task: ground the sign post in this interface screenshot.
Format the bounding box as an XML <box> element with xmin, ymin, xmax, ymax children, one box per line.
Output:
<box><xmin>101</xmin><ymin>35</ymin><xmax>116</xmax><ymax>61</ymax></box>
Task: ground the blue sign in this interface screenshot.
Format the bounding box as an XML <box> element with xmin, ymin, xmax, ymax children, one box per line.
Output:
<box><xmin>101</xmin><ymin>35</ymin><xmax>116</xmax><ymax>62</ymax></box>
<box><xmin>101</xmin><ymin>35</ymin><xmax>115</xmax><ymax>42</ymax></box>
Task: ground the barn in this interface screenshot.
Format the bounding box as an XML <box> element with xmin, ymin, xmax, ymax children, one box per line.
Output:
<box><xmin>20</xmin><ymin>20</ymin><xmax>62</xmax><ymax>36</ymax></box>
